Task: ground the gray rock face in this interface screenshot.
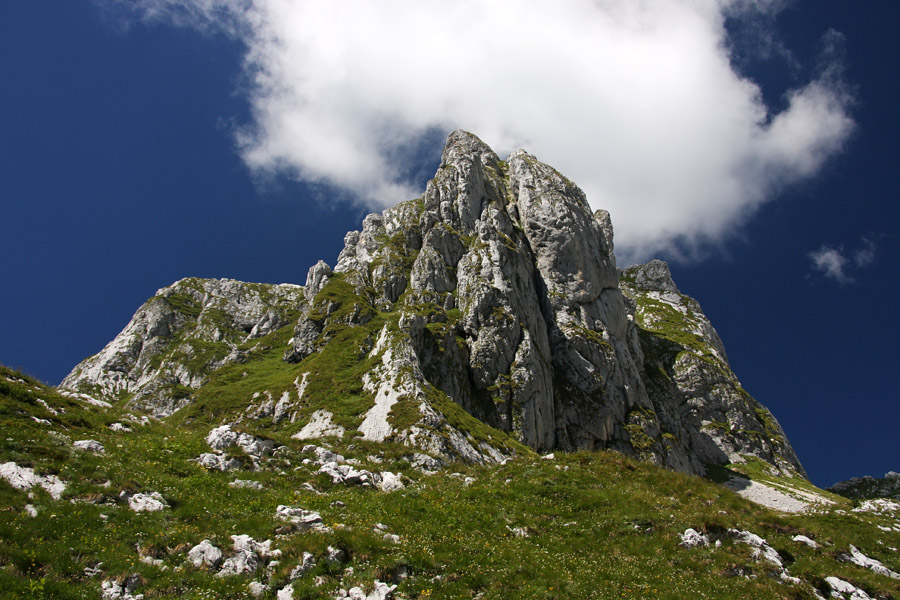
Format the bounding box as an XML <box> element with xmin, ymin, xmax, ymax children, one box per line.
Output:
<box><xmin>275</xmin><ymin>130</ymin><xmax>804</xmax><ymax>477</ymax></box>
<box><xmin>60</xmin><ymin>278</ymin><xmax>304</xmax><ymax>416</ymax></box>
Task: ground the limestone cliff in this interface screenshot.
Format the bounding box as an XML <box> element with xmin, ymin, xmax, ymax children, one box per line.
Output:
<box><xmin>61</xmin><ymin>130</ymin><xmax>805</xmax><ymax>477</ymax></box>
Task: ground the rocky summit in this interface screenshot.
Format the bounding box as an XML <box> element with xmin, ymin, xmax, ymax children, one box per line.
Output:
<box><xmin>4</xmin><ymin>131</ymin><xmax>900</xmax><ymax>599</ymax></box>
<box><xmin>62</xmin><ymin>130</ymin><xmax>801</xmax><ymax>479</ymax></box>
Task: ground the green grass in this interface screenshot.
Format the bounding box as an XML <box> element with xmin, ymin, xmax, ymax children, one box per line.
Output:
<box><xmin>2</xmin><ymin>364</ymin><xmax>899</xmax><ymax>599</ymax></box>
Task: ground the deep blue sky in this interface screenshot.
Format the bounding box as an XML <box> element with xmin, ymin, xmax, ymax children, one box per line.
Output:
<box><xmin>1</xmin><ymin>1</ymin><xmax>896</xmax><ymax>488</ymax></box>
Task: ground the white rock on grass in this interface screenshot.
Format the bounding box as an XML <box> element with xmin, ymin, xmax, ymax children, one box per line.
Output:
<box><xmin>216</xmin><ymin>535</ymin><xmax>280</xmax><ymax>577</ymax></box>
<box><xmin>325</xmin><ymin>546</ymin><xmax>345</xmax><ymax>565</ymax></box>
<box><xmin>0</xmin><ymin>462</ymin><xmax>66</xmax><ymax>499</ymax></box>
<box><xmin>334</xmin><ymin>581</ymin><xmax>397</xmax><ymax>600</ymax></box>
<box><xmin>678</xmin><ymin>528</ymin><xmax>709</xmax><ymax>548</ymax></box>
<box><xmin>847</xmin><ymin>545</ymin><xmax>900</xmax><ymax>579</ymax></box>
<box><xmin>206</xmin><ymin>425</ymin><xmax>276</xmax><ymax>459</ymax></box>
<box><xmin>379</xmin><ymin>472</ymin><xmax>404</xmax><ymax>492</ymax></box>
<box><xmin>248</xmin><ymin>582</ymin><xmax>267</xmax><ymax>597</ymax></box>
<box><xmin>217</xmin><ymin>549</ymin><xmax>258</xmax><ymax>577</ymax></box>
<box><xmin>207</xmin><ymin>425</ymin><xmax>238</xmax><ymax>449</ymax></box>
<box><xmin>109</xmin><ymin>422</ymin><xmax>132</xmax><ymax>432</ymax></box>
<box><xmin>230</xmin><ymin>479</ymin><xmax>264</xmax><ymax>490</ymax></box>
<box><xmin>826</xmin><ymin>576</ymin><xmax>873</xmax><ymax>600</ymax></box>
<box><xmin>128</xmin><ymin>492</ymin><xmax>168</xmax><ymax>512</ymax></box>
<box><xmin>289</xmin><ymin>552</ymin><xmax>316</xmax><ymax>580</ymax></box>
<box><xmin>139</xmin><ymin>555</ymin><xmax>165</xmax><ymax>569</ymax></box>
<box><xmin>275</xmin><ymin>505</ymin><xmax>325</xmax><ymax>532</ymax></box>
<box><xmin>302</xmin><ymin>445</ymin><xmax>344</xmax><ymax>465</ymax></box>
<box><xmin>318</xmin><ymin>463</ymin><xmax>380</xmax><ymax>487</ymax></box>
<box><xmin>101</xmin><ymin>574</ymin><xmax>143</xmax><ymax>600</ymax></box>
<box><xmin>233</xmin><ymin>535</ymin><xmax>279</xmax><ymax>560</ymax></box>
<box><xmin>277</xmin><ymin>584</ymin><xmax>294</xmax><ymax>600</ymax></box>
<box><xmin>853</xmin><ymin>500</ymin><xmax>900</xmax><ymax>516</ymax></box>
<box><xmin>405</xmin><ymin>453</ymin><xmax>442</xmax><ymax>473</ymax></box>
<box><xmin>73</xmin><ymin>439</ymin><xmax>105</xmax><ymax>453</ymax></box>
<box><xmin>24</xmin><ymin>504</ymin><xmax>38</xmax><ymax>518</ymax></box>
<box><xmin>188</xmin><ymin>540</ymin><xmax>223</xmax><ymax>569</ymax></box>
<box><xmin>793</xmin><ymin>534</ymin><xmax>819</xmax><ymax>548</ymax></box>
<box><xmin>728</xmin><ymin>529</ymin><xmax>783</xmax><ymax>568</ymax></box>
<box><xmin>197</xmin><ymin>453</ymin><xmax>242</xmax><ymax>472</ymax></box>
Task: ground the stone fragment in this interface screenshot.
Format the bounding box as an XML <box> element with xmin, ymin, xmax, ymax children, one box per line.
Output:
<box><xmin>0</xmin><ymin>462</ymin><xmax>66</xmax><ymax>499</ymax></box>
<box><xmin>678</xmin><ymin>528</ymin><xmax>709</xmax><ymax>548</ymax></box>
<box><xmin>207</xmin><ymin>425</ymin><xmax>238</xmax><ymax>450</ymax></box>
<box><xmin>334</xmin><ymin>581</ymin><xmax>397</xmax><ymax>600</ymax></box>
<box><xmin>188</xmin><ymin>540</ymin><xmax>223</xmax><ymax>569</ymax></box>
<box><xmin>318</xmin><ymin>463</ymin><xmax>380</xmax><ymax>487</ymax></box>
<box><xmin>379</xmin><ymin>472</ymin><xmax>404</xmax><ymax>492</ymax></box>
<box><xmin>289</xmin><ymin>552</ymin><xmax>316</xmax><ymax>580</ymax></box>
<box><xmin>73</xmin><ymin>439</ymin><xmax>105</xmax><ymax>453</ymax></box>
<box><xmin>847</xmin><ymin>544</ymin><xmax>900</xmax><ymax>579</ymax></box>
<box><xmin>728</xmin><ymin>529</ymin><xmax>783</xmax><ymax>568</ymax></box>
<box><xmin>277</xmin><ymin>584</ymin><xmax>294</xmax><ymax>600</ymax></box>
<box><xmin>406</xmin><ymin>453</ymin><xmax>442</xmax><ymax>473</ymax></box>
<box><xmin>128</xmin><ymin>492</ymin><xmax>168</xmax><ymax>512</ymax></box>
<box><xmin>792</xmin><ymin>534</ymin><xmax>819</xmax><ymax>548</ymax></box>
<box><xmin>825</xmin><ymin>577</ymin><xmax>873</xmax><ymax>600</ymax></box>
<box><xmin>230</xmin><ymin>479</ymin><xmax>264</xmax><ymax>490</ymax></box>
<box><xmin>216</xmin><ymin>535</ymin><xmax>279</xmax><ymax>577</ymax></box>
<box><xmin>275</xmin><ymin>505</ymin><xmax>325</xmax><ymax>532</ymax></box>
<box><xmin>101</xmin><ymin>574</ymin><xmax>143</xmax><ymax>600</ymax></box>
<box><xmin>325</xmin><ymin>546</ymin><xmax>346</xmax><ymax>565</ymax></box>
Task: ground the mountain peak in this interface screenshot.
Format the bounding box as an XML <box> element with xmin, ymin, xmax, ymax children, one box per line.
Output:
<box><xmin>440</xmin><ymin>129</ymin><xmax>498</xmax><ymax>166</ymax></box>
<box><xmin>61</xmin><ymin>131</ymin><xmax>804</xmax><ymax>478</ymax></box>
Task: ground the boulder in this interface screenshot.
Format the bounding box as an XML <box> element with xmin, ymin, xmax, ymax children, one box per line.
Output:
<box><xmin>188</xmin><ymin>540</ymin><xmax>223</xmax><ymax>569</ymax></box>
<box><xmin>379</xmin><ymin>472</ymin><xmax>404</xmax><ymax>492</ymax></box>
<box><xmin>275</xmin><ymin>505</ymin><xmax>325</xmax><ymax>532</ymax></box>
<box><xmin>73</xmin><ymin>439</ymin><xmax>105</xmax><ymax>453</ymax></box>
<box><xmin>128</xmin><ymin>492</ymin><xmax>168</xmax><ymax>512</ymax></box>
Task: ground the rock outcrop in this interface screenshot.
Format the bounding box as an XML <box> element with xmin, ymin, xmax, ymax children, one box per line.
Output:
<box><xmin>61</xmin><ymin>279</ymin><xmax>304</xmax><ymax>416</ymax></box>
<box><xmin>59</xmin><ymin>130</ymin><xmax>804</xmax><ymax>478</ymax></box>
<box><xmin>830</xmin><ymin>471</ymin><xmax>900</xmax><ymax>500</ymax></box>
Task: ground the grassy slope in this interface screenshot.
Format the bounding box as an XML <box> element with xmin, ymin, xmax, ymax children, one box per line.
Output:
<box><xmin>2</xmin><ymin>366</ymin><xmax>899</xmax><ymax>600</ymax></box>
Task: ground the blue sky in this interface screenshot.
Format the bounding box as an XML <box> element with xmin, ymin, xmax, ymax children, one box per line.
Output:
<box><xmin>1</xmin><ymin>1</ymin><xmax>896</xmax><ymax>488</ymax></box>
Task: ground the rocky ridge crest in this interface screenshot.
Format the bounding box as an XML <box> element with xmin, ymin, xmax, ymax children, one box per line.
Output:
<box><xmin>62</xmin><ymin>130</ymin><xmax>804</xmax><ymax>477</ymax></box>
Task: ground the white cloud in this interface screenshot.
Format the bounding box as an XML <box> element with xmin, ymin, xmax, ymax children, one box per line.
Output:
<box><xmin>853</xmin><ymin>237</ymin><xmax>876</xmax><ymax>267</ymax></box>
<box><xmin>808</xmin><ymin>237</ymin><xmax>877</xmax><ymax>284</ymax></box>
<box><xmin>103</xmin><ymin>0</ymin><xmax>854</xmax><ymax>262</ymax></box>
<box><xmin>808</xmin><ymin>246</ymin><xmax>852</xmax><ymax>284</ymax></box>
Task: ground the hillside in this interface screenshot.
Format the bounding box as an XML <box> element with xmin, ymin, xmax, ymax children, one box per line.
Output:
<box><xmin>2</xmin><ymin>365</ymin><xmax>900</xmax><ymax>599</ymax></box>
